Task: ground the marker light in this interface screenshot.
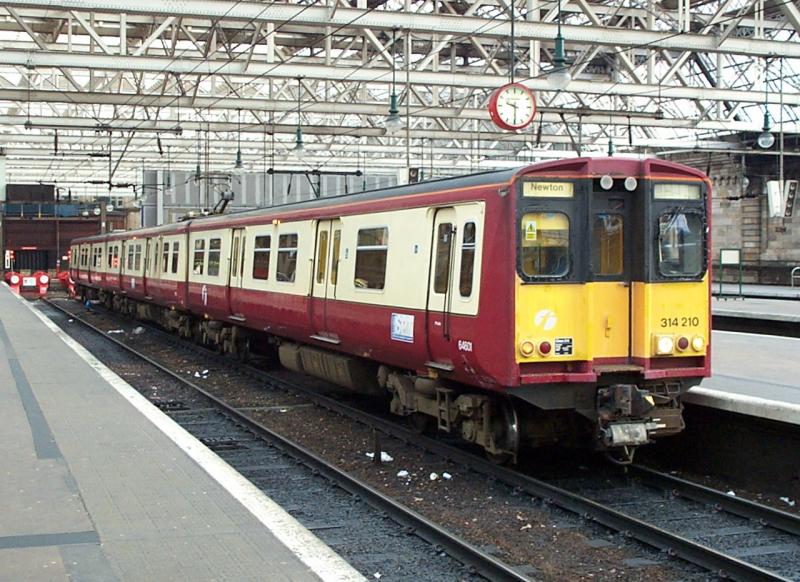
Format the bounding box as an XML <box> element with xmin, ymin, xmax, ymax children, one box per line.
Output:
<box><xmin>691</xmin><ymin>336</ymin><xmax>705</xmax><ymax>352</ymax></box>
<box><xmin>10</xmin><ymin>275</ymin><xmax>20</xmax><ymax>285</ymax></box>
<box><xmin>600</xmin><ymin>175</ymin><xmax>614</xmax><ymax>190</ymax></box>
<box><xmin>39</xmin><ymin>274</ymin><xmax>50</xmax><ymax>285</ymax></box>
<box><xmin>654</xmin><ymin>334</ymin><xmax>675</xmax><ymax>355</ymax></box>
<box><xmin>520</xmin><ymin>340</ymin><xmax>535</xmax><ymax>357</ymax></box>
<box><xmin>676</xmin><ymin>336</ymin><xmax>689</xmax><ymax>351</ymax></box>
<box><xmin>538</xmin><ymin>341</ymin><xmax>552</xmax><ymax>355</ymax></box>
<box><xmin>624</xmin><ymin>176</ymin><xmax>638</xmax><ymax>191</ymax></box>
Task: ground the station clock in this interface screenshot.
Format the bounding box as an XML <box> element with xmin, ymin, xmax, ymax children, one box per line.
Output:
<box><xmin>488</xmin><ymin>83</ymin><xmax>537</xmax><ymax>131</ymax></box>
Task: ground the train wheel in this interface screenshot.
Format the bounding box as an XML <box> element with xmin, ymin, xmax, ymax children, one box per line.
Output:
<box><xmin>486</xmin><ymin>399</ymin><xmax>520</xmax><ymax>464</ymax></box>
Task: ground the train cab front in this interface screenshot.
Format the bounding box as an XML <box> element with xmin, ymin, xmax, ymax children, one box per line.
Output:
<box><xmin>510</xmin><ymin>157</ymin><xmax>711</xmax><ymax>463</ymax></box>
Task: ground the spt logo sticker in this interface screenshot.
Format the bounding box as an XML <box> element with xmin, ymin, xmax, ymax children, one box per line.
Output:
<box><xmin>534</xmin><ymin>309</ymin><xmax>557</xmax><ymax>331</ymax></box>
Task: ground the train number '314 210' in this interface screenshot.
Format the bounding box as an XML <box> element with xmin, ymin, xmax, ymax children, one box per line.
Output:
<box><xmin>660</xmin><ymin>316</ymin><xmax>700</xmax><ymax>327</ymax></box>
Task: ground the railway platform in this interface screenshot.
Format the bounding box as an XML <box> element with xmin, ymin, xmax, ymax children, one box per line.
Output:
<box><xmin>0</xmin><ymin>283</ymin><xmax>363</xmax><ymax>582</ymax></box>
<box><xmin>712</xmin><ymin>296</ymin><xmax>800</xmax><ymax>323</ymax></box>
<box><xmin>713</xmin><ymin>283</ymin><xmax>800</xmax><ymax>300</ymax></box>
<box><xmin>686</xmin><ymin>330</ymin><xmax>800</xmax><ymax>425</ymax></box>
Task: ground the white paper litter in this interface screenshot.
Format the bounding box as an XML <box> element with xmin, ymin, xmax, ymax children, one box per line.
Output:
<box><xmin>726</xmin><ymin>490</ymin><xmax>736</xmax><ymax>496</ymax></box>
<box><xmin>442</xmin><ymin>472</ymin><xmax>452</xmax><ymax>480</ymax></box>
<box><xmin>132</xmin><ymin>326</ymin><xmax>145</xmax><ymax>335</ymax></box>
<box><xmin>107</xmin><ymin>329</ymin><xmax>124</xmax><ymax>334</ymax></box>
<box><xmin>365</xmin><ymin>452</ymin><xmax>394</xmax><ymax>462</ymax></box>
<box><xmin>373</xmin><ymin>573</ymin><xmax>382</xmax><ymax>580</ymax></box>
<box><xmin>396</xmin><ymin>470</ymin><xmax>409</xmax><ymax>478</ymax></box>
<box><xmin>429</xmin><ymin>472</ymin><xmax>439</xmax><ymax>481</ymax></box>
<box><xmin>780</xmin><ymin>496</ymin><xmax>796</xmax><ymax>507</ymax></box>
<box><xmin>68</xmin><ymin>319</ymin><xmax>74</xmax><ymax>323</ymax></box>
<box><xmin>194</xmin><ymin>372</ymin><xmax>201</xmax><ymax>378</ymax></box>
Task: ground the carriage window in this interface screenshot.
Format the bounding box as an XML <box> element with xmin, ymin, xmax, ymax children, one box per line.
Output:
<box><xmin>354</xmin><ymin>227</ymin><xmax>388</xmax><ymax>290</ymax></box>
<box><xmin>93</xmin><ymin>247</ymin><xmax>102</xmax><ymax>269</ymax></box>
<box><xmin>330</xmin><ymin>229</ymin><xmax>341</xmax><ymax>285</ymax></box>
<box><xmin>113</xmin><ymin>245</ymin><xmax>120</xmax><ymax>269</ymax></box>
<box><xmin>231</xmin><ymin>237</ymin><xmax>240</xmax><ymax>277</ymax></box>
<box><xmin>126</xmin><ymin>245</ymin><xmax>135</xmax><ymax>270</ymax></box>
<box><xmin>658</xmin><ymin>211</ymin><xmax>703</xmax><ymax>277</ymax></box>
<box><xmin>277</xmin><ymin>234</ymin><xmax>298</xmax><ymax>283</ymax></box>
<box><xmin>520</xmin><ymin>212</ymin><xmax>570</xmax><ymax>277</ymax></box>
<box><xmin>207</xmin><ymin>238</ymin><xmax>222</xmax><ymax>277</ymax></box>
<box><xmin>162</xmin><ymin>242</ymin><xmax>170</xmax><ymax>272</ymax></box>
<box><xmin>107</xmin><ymin>245</ymin><xmax>113</xmax><ymax>267</ymax></box>
<box><xmin>171</xmin><ymin>242</ymin><xmax>180</xmax><ymax>274</ymax></box>
<box><xmin>592</xmin><ymin>214</ymin><xmax>624</xmax><ymax>276</ymax></box>
<box><xmin>434</xmin><ymin>223</ymin><xmax>453</xmax><ymax>294</ymax></box>
<box><xmin>460</xmin><ymin>222</ymin><xmax>476</xmax><ymax>297</ymax></box>
<box><xmin>316</xmin><ymin>230</ymin><xmax>329</xmax><ymax>284</ymax></box>
<box><xmin>252</xmin><ymin>235</ymin><xmax>271</xmax><ymax>280</ymax></box>
<box><xmin>193</xmin><ymin>239</ymin><xmax>205</xmax><ymax>275</ymax></box>
<box><xmin>134</xmin><ymin>244</ymin><xmax>142</xmax><ymax>271</ymax></box>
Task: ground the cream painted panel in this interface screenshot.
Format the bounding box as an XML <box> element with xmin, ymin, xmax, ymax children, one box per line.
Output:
<box><xmin>449</xmin><ymin>203</ymin><xmax>484</xmax><ymax>317</ymax></box>
<box><xmin>239</xmin><ymin>221</ymin><xmax>314</xmax><ymax>297</ymax></box>
<box><xmin>334</xmin><ymin>208</ymin><xmax>432</xmax><ymax>310</ymax></box>
<box><xmin>188</xmin><ymin>228</ymin><xmax>232</xmax><ymax>285</ymax></box>
<box><xmin>156</xmin><ymin>234</ymin><xmax>185</xmax><ymax>282</ymax></box>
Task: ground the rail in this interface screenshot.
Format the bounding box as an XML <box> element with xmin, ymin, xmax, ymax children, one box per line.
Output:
<box><xmin>44</xmin><ymin>297</ymin><xmax>800</xmax><ymax>582</ymax></box>
<box><xmin>792</xmin><ymin>266</ymin><xmax>800</xmax><ymax>288</ymax></box>
<box><xmin>41</xmin><ymin>298</ymin><xmax>529</xmax><ymax>582</ymax></box>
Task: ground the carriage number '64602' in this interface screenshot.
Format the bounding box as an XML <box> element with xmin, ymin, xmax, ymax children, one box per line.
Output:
<box><xmin>660</xmin><ymin>316</ymin><xmax>700</xmax><ymax>328</ymax></box>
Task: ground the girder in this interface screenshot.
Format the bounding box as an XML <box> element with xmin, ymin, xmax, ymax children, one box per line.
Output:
<box><xmin>1</xmin><ymin>0</ymin><xmax>798</xmax><ymax>195</ymax></box>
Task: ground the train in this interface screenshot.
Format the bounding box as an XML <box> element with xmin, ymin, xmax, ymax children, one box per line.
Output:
<box><xmin>70</xmin><ymin>157</ymin><xmax>711</xmax><ymax>464</ymax></box>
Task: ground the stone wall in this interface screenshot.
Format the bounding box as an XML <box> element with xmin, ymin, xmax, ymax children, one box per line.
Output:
<box><xmin>672</xmin><ymin>153</ymin><xmax>800</xmax><ymax>284</ymax></box>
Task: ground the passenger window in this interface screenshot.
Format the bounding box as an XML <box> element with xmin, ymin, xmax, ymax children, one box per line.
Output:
<box><xmin>252</xmin><ymin>235</ymin><xmax>271</xmax><ymax>280</ymax></box>
<box><xmin>316</xmin><ymin>230</ymin><xmax>329</xmax><ymax>284</ymax></box>
<box><xmin>658</xmin><ymin>211</ymin><xmax>704</xmax><ymax>277</ymax></box>
<box><xmin>459</xmin><ymin>222</ymin><xmax>476</xmax><ymax>297</ymax></box>
<box><xmin>520</xmin><ymin>212</ymin><xmax>570</xmax><ymax>277</ymax></box>
<box><xmin>330</xmin><ymin>229</ymin><xmax>341</xmax><ymax>285</ymax></box>
<box><xmin>134</xmin><ymin>244</ymin><xmax>142</xmax><ymax>271</ymax></box>
<box><xmin>207</xmin><ymin>238</ymin><xmax>222</xmax><ymax>277</ymax></box>
<box><xmin>434</xmin><ymin>223</ymin><xmax>453</xmax><ymax>294</ymax></box>
<box><xmin>127</xmin><ymin>246</ymin><xmax>135</xmax><ymax>270</ymax></box>
<box><xmin>107</xmin><ymin>246</ymin><xmax>113</xmax><ymax>267</ymax></box>
<box><xmin>171</xmin><ymin>242</ymin><xmax>180</xmax><ymax>274</ymax></box>
<box><xmin>592</xmin><ymin>214</ymin><xmax>624</xmax><ymax>276</ymax></box>
<box><xmin>354</xmin><ymin>227</ymin><xmax>388</xmax><ymax>290</ymax></box>
<box><xmin>231</xmin><ymin>237</ymin><xmax>240</xmax><ymax>277</ymax></box>
<box><xmin>113</xmin><ymin>246</ymin><xmax>120</xmax><ymax>269</ymax></box>
<box><xmin>277</xmin><ymin>234</ymin><xmax>298</xmax><ymax>283</ymax></box>
<box><xmin>193</xmin><ymin>239</ymin><xmax>205</xmax><ymax>275</ymax></box>
<box><xmin>162</xmin><ymin>242</ymin><xmax>170</xmax><ymax>272</ymax></box>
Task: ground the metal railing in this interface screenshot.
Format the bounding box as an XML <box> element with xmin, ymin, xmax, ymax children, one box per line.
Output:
<box><xmin>792</xmin><ymin>266</ymin><xmax>800</xmax><ymax>288</ymax></box>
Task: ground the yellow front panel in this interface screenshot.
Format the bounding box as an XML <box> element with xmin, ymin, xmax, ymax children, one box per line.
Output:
<box><xmin>588</xmin><ymin>282</ymin><xmax>630</xmax><ymax>359</ymax></box>
<box><xmin>631</xmin><ymin>276</ymin><xmax>709</xmax><ymax>359</ymax></box>
<box><xmin>515</xmin><ymin>283</ymin><xmax>588</xmax><ymax>362</ymax></box>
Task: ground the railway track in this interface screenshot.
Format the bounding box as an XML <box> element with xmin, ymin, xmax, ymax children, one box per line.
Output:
<box><xmin>44</xmin><ymin>297</ymin><xmax>800</xmax><ymax>582</ymax></box>
<box><xmin>40</xmin><ymin>298</ymin><xmax>525</xmax><ymax>582</ymax></box>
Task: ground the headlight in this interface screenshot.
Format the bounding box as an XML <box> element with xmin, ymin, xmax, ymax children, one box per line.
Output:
<box><xmin>519</xmin><ymin>340</ymin><xmax>535</xmax><ymax>356</ymax></box>
<box><xmin>538</xmin><ymin>340</ymin><xmax>552</xmax><ymax>356</ymax></box>
<box><xmin>654</xmin><ymin>334</ymin><xmax>675</xmax><ymax>355</ymax></box>
<box><xmin>691</xmin><ymin>336</ymin><xmax>705</xmax><ymax>352</ymax></box>
<box><xmin>676</xmin><ymin>336</ymin><xmax>689</xmax><ymax>351</ymax></box>
<box><xmin>10</xmin><ymin>275</ymin><xmax>19</xmax><ymax>285</ymax></box>
<box><xmin>39</xmin><ymin>275</ymin><xmax>50</xmax><ymax>285</ymax></box>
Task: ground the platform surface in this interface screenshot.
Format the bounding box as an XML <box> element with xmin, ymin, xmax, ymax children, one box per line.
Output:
<box><xmin>712</xmin><ymin>296</ymin><xmax>800</xmax><ymax>322</ymax></box>
<box><xmin>0</xmin><ymin>284</ymin><xmax>362</xmax><ymax>582</ymax></box>
<box><xmin>687</xmin><ymin>330</ymin><xmax>800</xmax><ymax>424</ymax></box>
<box><xmin>713</xmin><ymin>283</ymin><xmax>800</xmax><ymax>300</ymax></box>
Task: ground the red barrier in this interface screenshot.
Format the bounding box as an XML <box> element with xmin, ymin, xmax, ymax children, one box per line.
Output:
<box><xmin>32</xmin><ymin>271</ymin><xmax>50</xmax><ymax>297</ymax></box>
<box><xmin>5</xmin><ymin>271</ymin><xmax>21</xmax><ymax>294</ymax></box>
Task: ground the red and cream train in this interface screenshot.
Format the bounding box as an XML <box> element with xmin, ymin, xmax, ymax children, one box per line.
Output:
<box><xmin>71</xmin><ymin>157</ymin><xmax>711</xmax><ymax>462</ymax></box>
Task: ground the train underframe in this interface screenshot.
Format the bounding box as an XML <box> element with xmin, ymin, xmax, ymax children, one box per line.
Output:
<box><xmin>87</xmin><ymin>287</ymin><xmax>687</xmax><ymax>464</ymax></box>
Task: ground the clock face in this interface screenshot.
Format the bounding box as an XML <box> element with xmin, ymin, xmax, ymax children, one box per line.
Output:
<box><xmin>489</xmin><ymin>83</ymin><xmax>536</xmax><ymax>131</ymax></box>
